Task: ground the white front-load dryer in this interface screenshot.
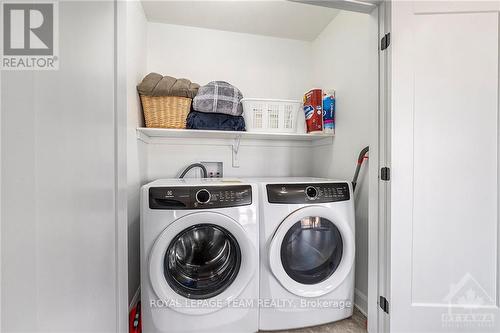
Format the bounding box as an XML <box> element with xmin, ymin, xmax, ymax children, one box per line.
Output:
<box><xmin>252</xmin><ymin>177</ymin><xmax>355</xmax><ymax>331</ymax></box>
<box><xmin>140</xmin><ymin>179</ymin><xmax>259</xmax><ymax>333</ymax></box>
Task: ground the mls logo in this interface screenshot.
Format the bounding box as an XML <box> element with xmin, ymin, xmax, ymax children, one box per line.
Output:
<box><xmin>441</xmin><ymin>273</ymin><xmax>495</xmax><ymax>329</ymax></box>
<box><xmin>1</xmin><ymin>2</ymin><xmax>58</xmax><ymax>70</ymax></box>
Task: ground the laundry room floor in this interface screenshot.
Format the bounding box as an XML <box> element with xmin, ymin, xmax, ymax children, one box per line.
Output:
<box><xmin>259</xmin><ymin>308</ymin><xmax>367</xmax><ymax>333</ymax></box>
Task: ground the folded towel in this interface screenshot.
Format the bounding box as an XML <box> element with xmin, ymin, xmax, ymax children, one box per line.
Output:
<box><xmin>186</xmin><ymin>111</ymin><xmax>246</xmax><ymax>131</ymax></box>
<box><xmin>193</xmin><ymin>81</ymin><xmax>243</xmax><ymax>116</ymax></box>
<box><xmin>137</xmin><ymin>73</ymin><xmax>200</xmax><ymax>98</ymax></box>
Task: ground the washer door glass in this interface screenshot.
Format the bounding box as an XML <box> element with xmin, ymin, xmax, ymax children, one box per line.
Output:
<box><xmin>164</xmin><ymin>224</ymin><xmax>241</xmax><ymax>299</ymax></box>
<box><xmin>280</xmin><ymin>216</ymin><xmax>343</xmax><ymax>285</ymax></box>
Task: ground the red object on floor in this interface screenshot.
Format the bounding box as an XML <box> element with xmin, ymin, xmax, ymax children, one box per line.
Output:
<box><xmin>129</xmin><ymin>302</ymin><xmax>142</xmax><ymax>333</ymax></box>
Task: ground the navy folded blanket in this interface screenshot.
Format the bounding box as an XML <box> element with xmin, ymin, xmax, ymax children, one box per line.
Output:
<box><xmin>186</xmin><ymin>111</ymin><xmax>246</xmax><ymax>131</ymax></box>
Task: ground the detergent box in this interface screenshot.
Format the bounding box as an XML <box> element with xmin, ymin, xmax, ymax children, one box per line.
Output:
<box><xmin>322</xmin><ymin>91</ymin><xmax>335</xmax><ymax>134</ymax></box>
<box><xmin>303</xmin><ymin>89</ymin><xmax>323</xmax><ymax>133</ymax></box>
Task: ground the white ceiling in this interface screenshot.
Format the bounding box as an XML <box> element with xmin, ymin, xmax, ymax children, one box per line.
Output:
<box><xmin>140</xmin><ymin>1</ymin><xmax>340</xmax><ymax>41</ymax></box>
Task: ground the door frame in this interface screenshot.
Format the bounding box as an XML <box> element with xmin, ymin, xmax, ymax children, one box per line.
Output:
<box><xmin>368</xmin><ymin>1</ymin><xmax>391</xmax><ymax>332</ymax></box>
<box><xmin>115</xmin><ymin>0</ymin><xmax>129</xmax><ymax>331</ymax></box>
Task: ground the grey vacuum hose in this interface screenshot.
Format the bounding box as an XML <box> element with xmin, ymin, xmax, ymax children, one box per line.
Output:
<box><xmin>352</xmin><ymin>146</ymin><xmax>369</xmax><ymax>192</ymax></box>
<box><xmin>179</xmin><ymin>163</ymin><xmax>208</xmax><ymax>179</ymax></box>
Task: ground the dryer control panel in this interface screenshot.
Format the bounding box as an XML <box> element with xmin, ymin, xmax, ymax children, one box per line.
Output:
<box><xmin>267</xmin><ymin>183</ymin><xmax>350</xmax><ymax>204</ymax></box>
<box><xmin>149</xmin><ymin>185</ymin><xmax>252</xmax><ymax>209</ymax></box>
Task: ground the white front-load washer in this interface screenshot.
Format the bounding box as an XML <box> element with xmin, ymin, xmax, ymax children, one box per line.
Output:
<box><xmin>140</xmin><ymin>179</ymin><xmax>259</xmax><ymax>333</ymax></box>
<box><xmin>252</xmin><ymin>177</ymin><xmax>355</xmax><ymax>331</ymax></box>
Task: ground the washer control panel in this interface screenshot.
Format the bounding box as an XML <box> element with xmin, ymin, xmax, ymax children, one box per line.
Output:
<box><xmin>149</xmin><ymin>185</ymin><xmax>252</xmax><ymax>209</ymax></box>
<box><xmin>267</xmin><ymin>183</ymin><xmax>350</xmax><ymax>204</ymax></box>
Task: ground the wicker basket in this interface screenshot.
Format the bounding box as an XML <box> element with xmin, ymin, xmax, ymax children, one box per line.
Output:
<box><xmin>140</xmin><ymin>95</ymin><xmax>191</xmax><ymax>129</ymax></box>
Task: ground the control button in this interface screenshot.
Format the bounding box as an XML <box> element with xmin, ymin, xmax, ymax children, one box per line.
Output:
<box><xmin>305</xmin><ymin>186</ymin><xmax>318</xmax><ymax>199</ymax></box>
<box><xmin>196</xmin><ymin>189</ymin><xmax>211</xmax><ymax>204</ymax></box>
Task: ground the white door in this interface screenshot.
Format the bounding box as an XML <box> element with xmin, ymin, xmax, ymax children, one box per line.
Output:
<box><xmin>391</xmin><ymin>1</ymin><xmax>500</xmax><ymax>332</ymax></box>
<box><xmin>1</xmin><ymin>2</ymin><xmax>127</xmax><ymax>331</ymax></box>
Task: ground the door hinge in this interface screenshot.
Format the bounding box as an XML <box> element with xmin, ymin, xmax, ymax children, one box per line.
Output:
<box><xmin>379</xmin><ymin>296</ymin><xmax>389</xmax><ymax>314</ymax></box>
<box><xmin>381</xmin><ymin>33</ymin><xmax>391</xmax><ymax>51</ymax></box>
<box><xmin>381</xmin><ymin>167</ymin><xmax>390</xmax><ymax>181</ymax></box>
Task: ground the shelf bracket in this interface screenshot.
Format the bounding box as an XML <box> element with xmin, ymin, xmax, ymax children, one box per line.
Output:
<box><xmin>232</xmin><ymin>134</ymin><xmax>242</xmax><ymax>168</ymax></box>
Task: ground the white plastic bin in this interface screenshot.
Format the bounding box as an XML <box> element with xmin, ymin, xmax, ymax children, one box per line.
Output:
<box><xmin>241</xmin><ymin>98</ymin><xmax>302</xmax><ymax>133</ymax></box>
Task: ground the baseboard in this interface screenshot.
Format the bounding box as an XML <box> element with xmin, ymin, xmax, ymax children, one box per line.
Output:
<box><xmin>129</xmin><ymin>287</ymin><xmax>141</xmax><ymax>312</ymax></box>
<box><xmin>354</xmin><ymin>288</ymin><xmax>368</xmax><ymax>317</ymax></box>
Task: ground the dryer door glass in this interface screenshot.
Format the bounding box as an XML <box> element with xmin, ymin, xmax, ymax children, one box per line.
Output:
<box><xmin>164</xmin><ymin>224</ymin><xmax>241</xmax><ymax>299</ymax></box>
<box><xmin>280</xmin><ymin>217</ymin><xmax>343</xmax><ymax>285</ymax></box>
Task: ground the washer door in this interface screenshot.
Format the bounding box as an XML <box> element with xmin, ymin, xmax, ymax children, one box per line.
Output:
<box><xmin>269</xmin><ymin>206</ymin><xmax>354</xmax><ymax>298</ymax></box>
<box><xmin>149</xmin><ymin>212</ymin><xmax>256</xmax><ymax>314</ymax></box>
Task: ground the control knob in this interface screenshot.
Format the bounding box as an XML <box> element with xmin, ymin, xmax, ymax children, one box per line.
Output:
<box><xmin>305</xmin><ymin>186</ymin><xmax>318</xmax><ymax>199</ymax></box>
<box><xmin>196</xmin><ymin>189</ymin><xmax>211</xmax><ymax>204</ymax></box>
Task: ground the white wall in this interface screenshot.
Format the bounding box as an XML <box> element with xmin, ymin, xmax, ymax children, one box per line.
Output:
<box><xmin>145</xmin><ymin>139</ymin><xmax>315</xmax><ymax>180</ymax></box>
<box><xmin>1</xmin><ymin>2</ymin><xmax>126</xmax><ymax>331</ymax></box>
<box><xmin>311</xmin><ymin>10</ymin><xmax>378</xmax><ymax>314</ymax></box>
<box><xmin>142</xmin><ymin>21</ymin><xmax>317</xmax><ymax>180</ymax></box>
<box><xmin>126</xmin><ymin>0</ymin><xmax>148</xmax><ymax>305</ymax></box>
<box><xmin>147</xmin><ymin>23</ymin><xmax>313</xmax><ymax>100</ymax></box>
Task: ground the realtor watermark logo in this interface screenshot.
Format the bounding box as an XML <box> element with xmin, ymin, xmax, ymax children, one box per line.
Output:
<box><xmin>1</xmin><ymin>2</ymin><xmax>58</xmax><ymax>70</ymax></box>
<box><xmin>149</xmin><ymin>298</ymin><xmax>353</xmax><ymax>310</ymax></box>
<box><xmin>441</xmin><ymin>273</ymin><xmax>495</xmax><ymax>329</ymax></box>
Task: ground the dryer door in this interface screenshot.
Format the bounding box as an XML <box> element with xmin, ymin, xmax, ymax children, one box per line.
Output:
<box><xmin>149</xmin><ymin>211</ymin><xmax>256</xmax><ymax>315</ymax></box>
<box><xmin>269</xmin><ymin>206</ymin><xmax>355</xmax><ymax>298</ymax></box>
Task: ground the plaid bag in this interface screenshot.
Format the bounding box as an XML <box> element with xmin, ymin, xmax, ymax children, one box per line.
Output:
<box><xmin>192</xmin><ymin>81</ymin><xmax>243</xmax><ymax>116</ymax></box>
